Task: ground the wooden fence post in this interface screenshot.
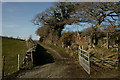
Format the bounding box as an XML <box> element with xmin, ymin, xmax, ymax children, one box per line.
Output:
<box><xmin>31</xmin><ymin>51</ymin><xmax>33</xmax><ymax>64</ymax></box>
<box><xmin>116</xmin><ymin>37</ymin><xmax>119</xmax><ymax>56</ymax></box>
<box><xmin>117</xmin><ymin>37</ymin><xmax>119</xmax><ymax>68</ymax></box>
<box><xmin>107</xmin><ymin>32</ymin><xmax>109</xmax><ymax>49</ymax></box>
<box><xmin>81</xmin><ymin>46</ymin><xmax>83</xmax><ymax>56</ymax></box>
<box><xmin>78</xmin><ymin>46</ymin><xmax>81</xmax><ymax>57</ymax></box>
<box><xmin>2</xmin><ymin>56</ymin><xmax>5</xmax><ymax>78</ymax></box>
<box><xmin>81</xmin><ymin>45</ymin><xmax>83</xmax><ymax>51</ymax></box>
<box><xmin>18</xmin><ymin>54</ymin><xmax>20</xmax><ymax>71</ymax></box>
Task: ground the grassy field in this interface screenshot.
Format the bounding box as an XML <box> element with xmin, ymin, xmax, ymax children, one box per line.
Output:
<box><xmin>2</xmin><ymin>37</ymin><xmax>28</xmax><ymax>76</ymax></box>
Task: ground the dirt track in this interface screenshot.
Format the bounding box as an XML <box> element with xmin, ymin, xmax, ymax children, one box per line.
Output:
<box><xmin>16</xmin><ymin>44</ymin><xmax>90</xmax><ymax>78</ymax></box>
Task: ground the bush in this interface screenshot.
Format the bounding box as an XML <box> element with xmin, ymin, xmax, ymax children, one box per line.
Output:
<box><xmin>60</xmin><ymin>32</ymin><xmax>73</xmax><ymax>47</ymax></box>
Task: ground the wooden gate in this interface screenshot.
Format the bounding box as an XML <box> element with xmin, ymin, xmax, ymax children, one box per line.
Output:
<box><xmin>78</xmin><ymin>46</ymin><xmax>90</xmax><ymax>74</ymax></box>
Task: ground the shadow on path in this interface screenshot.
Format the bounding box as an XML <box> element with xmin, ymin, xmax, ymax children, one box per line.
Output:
<box><xmin>33</xmin><ymin>44</ymin><xmax>55</xmax><ymax>66</ymax></box>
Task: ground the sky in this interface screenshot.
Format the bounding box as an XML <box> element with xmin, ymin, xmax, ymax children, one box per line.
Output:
<box><xmin>2</xmin><ymin>2</ymin><xmax>91</xmax><ymax>40</ymax></box>
<box><xmin>2</xmin><ymin>2</ymin><xmax>54</xmax><ymax>40</ymax></box>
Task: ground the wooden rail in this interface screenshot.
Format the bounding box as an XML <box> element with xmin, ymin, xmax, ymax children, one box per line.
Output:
<box><xmin>79</xmin><ymin>45</ymin><xmax>118</xmax><ymax>73</ymax></box>
<box><xmin>78</xmin><ymin>46</ymin><xmax>90</xmax><ymax>74</ymax></box>
<box><xmin>91</xmin><ymin>53</ymin><xmax>117</xmax><ymax>71</ymax></box>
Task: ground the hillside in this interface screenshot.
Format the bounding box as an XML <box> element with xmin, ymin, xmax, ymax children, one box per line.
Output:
<box><xmin>2</xmin><ymin>37</ymin><xmax>28</xmax><ymax>76</ymax></box>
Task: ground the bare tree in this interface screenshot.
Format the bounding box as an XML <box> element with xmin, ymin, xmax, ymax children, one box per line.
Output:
<box><xmin>76</xmin><ymin>2</ymin><xmax>119</xmax><ymax>45</ymax></box>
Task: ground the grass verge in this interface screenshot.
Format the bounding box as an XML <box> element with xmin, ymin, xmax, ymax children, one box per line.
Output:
<box><xmin>2</xmin><ymin>37</ymin><xmax>28</xmax><ymax>76</ymax></box>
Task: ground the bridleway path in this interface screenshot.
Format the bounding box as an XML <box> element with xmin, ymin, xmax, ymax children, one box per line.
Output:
<box><xmin>16</xmin><ymin>44</ymin><xmax>89</xmax><ymax>78</ymax></box>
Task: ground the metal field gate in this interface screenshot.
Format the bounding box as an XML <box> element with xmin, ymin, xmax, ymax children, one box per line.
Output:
<box><xmin>78</xmin><ymin>46</ymin><xmax>90</xmax><ymax>74</ymax></box>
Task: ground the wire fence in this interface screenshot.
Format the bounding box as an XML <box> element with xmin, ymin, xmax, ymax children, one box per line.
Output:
<box><xmin>2</xmin><ymin>54</ymin><xmax>23</xmax><ymax>78</ymax></box>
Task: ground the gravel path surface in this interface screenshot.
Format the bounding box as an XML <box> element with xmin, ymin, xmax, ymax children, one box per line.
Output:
<box><xmin>16</xmin><ymin>44</ymin><xmax>89</xmax><ymax>78</ymax></box>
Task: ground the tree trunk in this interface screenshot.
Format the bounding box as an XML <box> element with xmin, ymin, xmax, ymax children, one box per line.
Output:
<box><xmin>90</xmin><ymin>31</ymin><xmax>94</xmax><ymax>44</ymax></box>
<box><xmin>90</xmin><ymin>26</ymin><xmax>98</xmax><ymax>47</ymax></box>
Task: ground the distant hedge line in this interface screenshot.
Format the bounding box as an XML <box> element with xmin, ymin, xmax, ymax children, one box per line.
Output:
<box><xmin>1</xmin><ymin>36</ymin><xmax>25</xmax><ymax>41</ymax></box>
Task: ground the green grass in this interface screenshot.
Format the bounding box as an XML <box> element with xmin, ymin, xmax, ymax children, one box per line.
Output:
<box><xmin>2</xmin><ymin>37</ymin><xmax>28</xmax><ymax>76</ymax></box>
<box><xmin>43</xmin><ymin>43</ymin><xmax>65</xmax><ymax>51</ymax></box>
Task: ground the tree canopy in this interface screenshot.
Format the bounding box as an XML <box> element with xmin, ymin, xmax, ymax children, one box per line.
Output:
<box><xmin>33</xmin><ymin>2</ymin><xmax>79</xmax><ymax>37</ymax></box>
<box><xmin>76</xmin><ymin>2</ymin><xmax>119</xmax><ymax>28</ymax></box>
<box><xmin>33</xmin><ymin>2</ymin><xmax>119</xmax><ymax>44</ymax></box>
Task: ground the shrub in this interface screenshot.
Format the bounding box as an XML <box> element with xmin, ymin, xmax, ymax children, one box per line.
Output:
<box><xmin>60</xmin><ymin>32</ymin><xmax>73</xmax><ymax>47</ymax></box>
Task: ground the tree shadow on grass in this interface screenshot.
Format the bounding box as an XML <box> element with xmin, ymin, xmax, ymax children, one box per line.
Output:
<box><xmin>33</xmin><ymin>44</ymin><xmax>55</xmax><ymax>66</ymax></box>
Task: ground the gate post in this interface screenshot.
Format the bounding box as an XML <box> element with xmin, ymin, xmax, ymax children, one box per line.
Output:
<box><xmin>78</xmin><ymin>46</ymin><xmax>81</xmax><ymax>65</ymax></box>
<box><xmin>81</xmin><ymin>45</ymin><xmax>83</xmax><ymax>57</ymax></box>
